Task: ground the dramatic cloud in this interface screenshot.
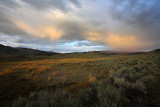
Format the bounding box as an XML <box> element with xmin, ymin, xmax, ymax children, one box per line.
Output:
<box><xmin>21</xmin><ymin>0</ymin><xmax>81</xmax><ymax>11</ymax></box>
<box><xmin>83</xmin><ymin>0</ymin><xmax>160</xmax><ymax>50</ymax></box>
<box><xmin>0</xmin><ymin>0</ymin><xmax>159</xmax><ymax>52</ymax></box>
<box><xmin>13</xmin><ymin>20</ymin><xmax>64</xmax><ymax>40</ymax></box>
<box><xmin>86</xmin><ymin>32</ymin><xmax>152</xmax><ymax>50</ymax></box>
<box><xmin>0</xmin><ymin>0</ymin><xmax>19</xmax><ymax>8</ymax></box>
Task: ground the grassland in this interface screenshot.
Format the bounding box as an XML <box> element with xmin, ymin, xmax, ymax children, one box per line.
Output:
<box><xmin>0</xmin><ymin>51</ymin><xmax>160</xmax><ymax>107</ymax></box>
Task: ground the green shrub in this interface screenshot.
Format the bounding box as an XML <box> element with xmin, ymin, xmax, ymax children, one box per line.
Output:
<box><xmin>13</xmin><ymin>89</ymin><xmax>76</xmax><ymax>107</ymax></box>
<box><xmin>13</xmin><ymin>97</ymin><xmax>27</xmax><ymax>107</ymax></box>
<box><xmin>96</xmin><ymin>83</ymin><xmax>122</xmax><ymax>107</ymax></box>
<box><xmin>79</xmin><ymin>87</ymin><xmax>98</xmax><ymax>107</ymax></box>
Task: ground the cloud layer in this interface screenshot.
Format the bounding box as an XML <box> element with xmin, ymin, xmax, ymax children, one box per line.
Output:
<box><xmin>0</xmin><ymin>0</ymin><xmax>159</xmax><ymax>52</ymax></box>
<box><xmin>21</xmin><ymin>0</ymin><xmax>81</xmax><ymax>11</ymax></box>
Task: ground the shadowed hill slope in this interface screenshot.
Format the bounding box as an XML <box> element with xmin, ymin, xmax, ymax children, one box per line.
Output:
<box><xmin>0</xmin><ymin>44</ymin><xmax>58</xmax><ymax>56</ymax></box>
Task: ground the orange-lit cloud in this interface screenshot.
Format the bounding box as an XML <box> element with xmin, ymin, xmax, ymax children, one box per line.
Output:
<box><xmin>84</xmin><ymin>32</ymin><xmax>102</xmax><ymax>41</ymax></box>
<box><xmin>85</xmin><ymin>32</ymin><xmax>153</xmax><ymax>50</ymax></box>
<box><xmin>0</xmin><ymin>0</ymin><xmax>159</xmax><ymax>52</ymax></box>
<box><xmin>13</xmin><ymin>20</ymin><xmax>64</xmax><ymax>40</ymax></box>
<box><xmin>106</xmin><ymin>33</ymin><xmax>152</xmax><ymax>50</ymax></box>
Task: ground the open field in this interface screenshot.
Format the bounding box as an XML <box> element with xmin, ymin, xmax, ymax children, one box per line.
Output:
<box><xmin>0</xmin><ymin>51</ymin><xmax>160</xmax><ymax>107</ymax></box>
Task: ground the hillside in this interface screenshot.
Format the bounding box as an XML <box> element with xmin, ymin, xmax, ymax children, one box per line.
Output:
<box><xmin>0</xmin><ymin>45</ymin><xmax>160</xmax><ymax>107</ymax></box>
<box><xmin>0</xmin><ymin>44</ymin><xmax>59</xmax><ymax>62</ymax></box>
<box><xmin>0</xmin><ymin>44</ymin><xmax>58</xmax><ymax>56</ymax></box>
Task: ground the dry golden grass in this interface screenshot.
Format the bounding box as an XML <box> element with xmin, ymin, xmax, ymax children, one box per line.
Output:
<box><xmin>88</xmin><ymin>74</ymin><xmax>96</xmax><ymax>83</ymax></box>
<box><xmin>33</xmin><ymin>75</ymin><xmax>39</xmax><ymax>81</ymax></box>
<box><xmin>1</xmin><ymin>52</ymin><xmax>159</xmax><ymax>107</ymax></box>
<box><xmin>52</xmin><ymin>72</ymin><xmax>59</xmax><ymax>76</ymax></box>
<box><xmin>64</xmin><ymin>81</ymin><xmax>91</xmax><ymax>92</ymax></box>
<box><xmin>109</xmin><ymin>69</ymin><xmax>114</xmax><ymax>73</ymax></box>
<box><xmin>0</xmin><ymin>69</ymin><xmax>15</xmax><ymax>76</ymax></box>
<box><xmin>0</xmin><ymin>58</ymin><xmax>108</xmax><ymax>76</ymax></box>
<box><xmin>25</xmin><ymin>73</ymin><xmax>32</xmax><ymax>79</ymax></box>
<box><xmin>48</xmin><ymin>76</ymin><xmax>51</xmax><ymax>81</ymax></box>
<box><xmin>0</xmin><ymin>63</ymin><xmax>51</xmax><ymax>77</ymax></box>
<box><xmin>15</xmin><ymin>58</ymin><xmax>108</xmax><ymax>65</ymax></box>
<box><xmin>63</xmin><ymin>75</ymin><xmax>67</xmax><ymax>83</ymax></box>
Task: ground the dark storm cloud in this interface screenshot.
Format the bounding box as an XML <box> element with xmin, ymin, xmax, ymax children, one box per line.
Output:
<box><xmin>21</xmin><ymin>0</ymin><xmax>81</xmax><ymax>11</ymax></box>
<box><xmin>0</xmin><ymin>1</ymin><xmax>26</xmax><ymax>35</ymax></box>
<box><xmin>0</xmin><ymin>13</ymin><xmax>26</xmax><ymax>36</ymax></box>
<box><xmin>0</xmin><ymin>0</ymin><xmax>83</xmax><ymax>40</ymax></box>
<box><xmin>69</xmin><ymin>0</ymin><xmax>81</xmax><ymax>8</ymax></box>
<box><xmin>0</xmin><ymin>0</ymin><xmax>159</xmax><ymax>52</ymax></box>
<box><xmin>110</xmin><ymin>0</ymin><xmax>160</xmax><ymax>27</ymax></box>
<box><xmin>0</xmin><ymin>0</ymin><xmax>19</xmax><ymax>8</ymax></box>
<box><xmin>0</xmin><ymin>0</ymin><xmax>103</xmax><ymax>52</ymax></box>
<box><xmin>59</xmin><ymin>20</ymin><xmax>87</xmax><ymax>40</ymax></box>
<box><xmin>105</xmin><ymin>0</ymin><xmax>160</xmax><ymax>49</ymax></box>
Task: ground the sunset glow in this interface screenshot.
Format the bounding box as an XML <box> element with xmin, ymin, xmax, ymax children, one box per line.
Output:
<box><xmin>0</xmin><ymin>0</ymin><xmax>159</xmax><ymax>52</ymax></box>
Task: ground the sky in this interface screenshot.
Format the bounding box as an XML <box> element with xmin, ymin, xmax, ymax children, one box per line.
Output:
<box><xmin>0</xmin><ymin>0</ymin><xmax>160</xmax><ymax>53</ymax></box>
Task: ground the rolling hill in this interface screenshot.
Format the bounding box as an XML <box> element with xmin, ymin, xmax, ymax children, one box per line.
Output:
<box><xmin>0</xmin><ymin>44</ymin><xmax>160</xmax><ymax>107</ymax></box>
<box><xmin>0</xmin><ymin>44</ymin><xmax>58</xmax><ymax>56</ymax></box>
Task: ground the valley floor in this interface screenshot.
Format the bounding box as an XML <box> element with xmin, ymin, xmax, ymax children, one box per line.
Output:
<box><xmin>0</xmin><ymin>52</ymin><xmax>160</xmax><ymax>107</ymax></box>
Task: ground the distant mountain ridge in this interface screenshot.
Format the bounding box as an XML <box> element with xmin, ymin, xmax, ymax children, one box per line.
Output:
<box><xmin>93</xmin><ymin>50</ymin><xmax>145</xmax><ymax>55</ymax></box>
<box><xmin>0</xmin><ymin>44</ymin><xmax>159</xmax><ymax>56</ymax></box>
<box><xmin>0</xmin><ymin>44</ymin><xmax>58</xmax><ymax>56</ymax></box>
